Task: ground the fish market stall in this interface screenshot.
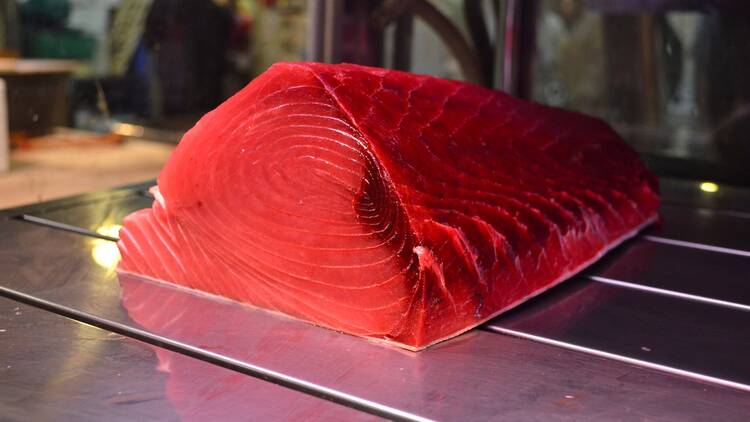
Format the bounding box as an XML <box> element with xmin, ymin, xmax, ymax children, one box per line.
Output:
<box><xmin>2</xmin><ymin>0</ymin><xmax>750</xmax><ymax>420</ymax></box>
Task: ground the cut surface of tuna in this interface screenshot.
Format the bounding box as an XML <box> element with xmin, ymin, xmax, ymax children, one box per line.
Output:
<box><xmin>117</xmin><ymin>62</ymin><xmax>660</xmax><ymax>350</ymax></box>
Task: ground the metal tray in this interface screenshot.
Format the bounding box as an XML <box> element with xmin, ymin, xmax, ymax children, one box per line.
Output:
<box><xmin>1</xmin><ymin>178</ymin><xmax>748</xmax><ymax>421</ymax></box>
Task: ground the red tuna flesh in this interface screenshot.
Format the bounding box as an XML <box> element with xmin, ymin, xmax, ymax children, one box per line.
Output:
<box><xmin>117</xmin><ymin>62</ymin><xmax>659</xmax><ymax>350</ymax></box>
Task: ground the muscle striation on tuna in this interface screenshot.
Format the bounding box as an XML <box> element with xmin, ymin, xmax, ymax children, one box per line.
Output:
<box><xmin>117</xmin><ymin>62</ymin><xmax>660</xmax><ymax>350</ymax></box>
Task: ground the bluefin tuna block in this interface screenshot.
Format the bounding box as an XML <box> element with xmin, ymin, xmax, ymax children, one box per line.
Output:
<box><xmin>117</xmin><ymin>62</ymin><xmax>660</xmax><ymax>350</ymax></box>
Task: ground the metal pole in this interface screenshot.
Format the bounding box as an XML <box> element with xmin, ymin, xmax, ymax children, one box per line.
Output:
<box><xmin>307</xmin><ymin>0</ymin><xmax>342</xmax><ymax>63</ymax></box>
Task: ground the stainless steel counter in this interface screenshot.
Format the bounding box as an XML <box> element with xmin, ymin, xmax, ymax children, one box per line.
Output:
<box><xmin>0</xmin><ymin>297</ymin><xmax>365</xmax><ymax>421</ymax></box>
<box><xmin>1</xmin><ymin>178</ymin><xmax>749</xmax><ymax>421</ymax></box>
<box><xmin>0</xmin><ymin>297</ymin><xmax>178</xmax><ymax>422</ymax></box>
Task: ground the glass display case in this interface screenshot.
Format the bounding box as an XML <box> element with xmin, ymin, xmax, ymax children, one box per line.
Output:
<box><xmin>528</xmin><ymin>0</ymin><xmax>750</xmax><ymax>185</ymax></box>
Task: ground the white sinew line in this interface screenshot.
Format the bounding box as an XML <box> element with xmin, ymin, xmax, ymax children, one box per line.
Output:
<box><xmin>643</xmin><ymin>235</ymin><xmax>750</xmax><ymax>258</ymax></box>
<box><xmin>588</xmin><ymin>275</ymin><xmax>750</xmax><ymax>313</ymax></box>
<box><xmin>488</xmin><ymin>326</ymin><xmax>750</xmax><ymax>393</ymax></box>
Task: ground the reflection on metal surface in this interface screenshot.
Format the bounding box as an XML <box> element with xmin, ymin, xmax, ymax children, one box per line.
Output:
<box><xmin>0</xmin><ymin>296</ymin><xmax>365</xmax><ymax>422</ymax></box>
<box><xmin>650</xmin><ymin>205</ymin><xmax>750</xmax><ymax>252</ymax></box>
<box><xmin>487</xmin><ymin>326</ymin><xmax>750</xmax><ymax>393</ymax></box>
<box><xmin>1</xmin><ymin>283</ymin><xmax>422</xmax><ymax>422</ymax></box>
<box><xmin>91</xmin><ymin>240</ymin><xmax>121</xmax><ymax>269</ymax></box>
<box><xmin>117</xmin><ymin>273</ymin><xmax>433</xmax><ymax>422</ymax></box>
<box><xmin>589</xmin><ymin>238</ymin><xmax>750</xmax><ymax>307</ymax></box>
<box><xmin>487</xmin><ymin>277</ymin><xmax>750</xmax><ymax>389</ymax></box>
<box><xmin>91</xmin><ymin>224</ymin><xmax>122</xmax><ymax>269</ymax></box>
<box><xmin>114</xmin><ymin>272</ymin><xmax>750</xmax><ymax>420</ymax></box>
<box><xmin>27</xmin><ymin>194</ymin><xmax>152</xmax><ymax>233</ymax></box>
<box><xmin>0</xmin><ymin>297</ymin><xmax>177</xmax><ymax>421</ymax></box>
<box><xmin>659</xmin><ymin>178</ymin><xmax>750</xmax><ymax>213</ymax></box>
<box><xmin>95</xmin><ymin>223</ymin><xmax>122</xmax><ymax>238</ymax></box>
<box><xmin>700</xmin><ymin>181</ymin><xmax>719</xmax><ymax>193</ymax></box>
<box><xmin>148</xmin><ymin>339</ymin><xmax>378</xmax><ymax>422</ymax></box>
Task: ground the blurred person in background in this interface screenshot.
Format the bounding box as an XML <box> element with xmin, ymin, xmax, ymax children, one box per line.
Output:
<box><xmin>144</xmin><ymin>0</ymin><xmax>233</xmax><ymax>115</ymax></box>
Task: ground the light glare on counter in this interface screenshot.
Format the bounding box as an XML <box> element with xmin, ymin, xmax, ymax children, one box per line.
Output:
<box><xmin>91</xmin><ymin>224</ymin><xmax>122</xmax><ymax>269</ymax></box>
<box><xmin>699</xmin><ymin>182</ymin><xmax>719</xmax><ymax>193</ymax></box>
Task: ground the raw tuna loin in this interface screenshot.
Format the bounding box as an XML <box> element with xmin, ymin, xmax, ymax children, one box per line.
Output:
<box><xmin>118</xmin><ymin>62</ymin><xmax>659</xmax><ymax>350</ymax></box>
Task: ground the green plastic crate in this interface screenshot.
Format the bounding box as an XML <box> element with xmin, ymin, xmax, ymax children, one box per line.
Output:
<box><xmin>26</xmin><ymin>28</ymin><xmax>95</xmax><ymax>60</ymax></box>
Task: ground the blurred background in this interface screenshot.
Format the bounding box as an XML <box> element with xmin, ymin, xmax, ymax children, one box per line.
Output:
<box><xmin>0</xmin><ymin>0</ymin><xmax>748</xmax><ymax>208</ymax></box>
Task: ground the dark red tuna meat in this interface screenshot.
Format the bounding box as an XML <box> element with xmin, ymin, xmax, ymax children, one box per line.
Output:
<box><xmin>117</xmin><ymin>62</ymin><xmax>659</xmax><ymax>350</ymax></box>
